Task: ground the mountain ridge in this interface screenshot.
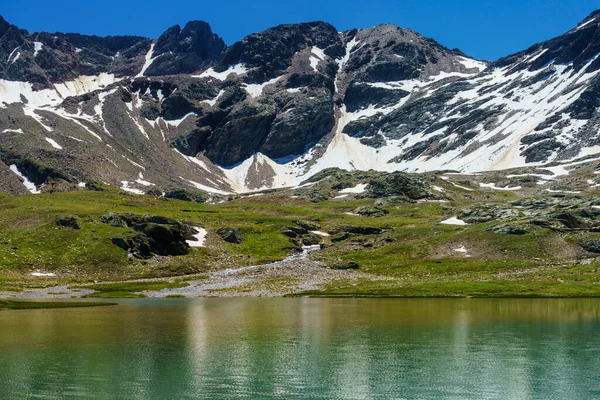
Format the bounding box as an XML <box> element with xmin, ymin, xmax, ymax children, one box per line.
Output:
<box><xmin>0</xmin><ymin>11</ymin><xmax>599</xmax><ymax>194</ymax></box>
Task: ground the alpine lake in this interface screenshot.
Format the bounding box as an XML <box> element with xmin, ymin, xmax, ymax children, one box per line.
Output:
<box><xmin>0</xmin><ymin>298</ymin><xmax>599</xmax><ymax>399</ymax></box>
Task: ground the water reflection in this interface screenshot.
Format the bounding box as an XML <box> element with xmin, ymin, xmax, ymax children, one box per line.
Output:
<box><xmin>0</xmin><ymin>299</ymin><xmax>599</xmax><ymax>399</ymax></box>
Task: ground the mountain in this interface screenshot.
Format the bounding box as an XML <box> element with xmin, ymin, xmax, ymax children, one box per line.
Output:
<box><xmin>0</xmin><ymin>11</ymin><xmax>599</xmax><ymax>195</ymax></box>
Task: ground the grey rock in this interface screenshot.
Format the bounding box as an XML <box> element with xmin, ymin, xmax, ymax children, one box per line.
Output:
<box><xmin>486</xmin><ymin>224</ymin><xmax>527</xmax><ymax>235</ymax></box>
<box><xmin>344</xmin><ymin>226</ymin><xmax>384</xmax><ymax>235</ymax></box>
<box><xmin>301</xmin><ymin>234</ymin><xmax>322</xmax><ymax>246</ymax></box>
<box><xmin>293</xmin><ymin>220</ymin><xmax>321</xmax><ymax>230</ymax></box>
<box><xmin>55</xmin><ymin>216</ymin><xmax>81</xmax><ymax>229</ymax></box>
<box><xmin>352</xmin><ymin>206</ymin><xmax>389</xmax><ymax>217</ymax></box>
<box><xmin>217</xmin><ymin>227</ymin><xmax>244</xmax><ymax>244</ymax></box>
<box><xmin>332</xmin><ymin>262</ymin><xmax>360</xmax><ymax>270</ymax></box>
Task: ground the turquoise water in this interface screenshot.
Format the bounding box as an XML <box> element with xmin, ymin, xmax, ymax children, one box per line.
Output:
<box><xmin>0</xmin><ymin>298</ymin><xmax>599</xmax><ymax>399</ymax></box>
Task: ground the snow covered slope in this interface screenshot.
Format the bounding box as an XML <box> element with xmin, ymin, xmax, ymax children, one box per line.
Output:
<box><xmin>213</xmin><ymin>12</ymin><xmax>600</xmax><ymax>189</ymax></box>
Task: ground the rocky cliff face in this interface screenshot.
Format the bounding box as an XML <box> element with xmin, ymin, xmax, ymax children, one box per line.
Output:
<box><xmin>1</xmin><ymin>11</ymin><xmax>600</xmax><ymax>195</ymax></box>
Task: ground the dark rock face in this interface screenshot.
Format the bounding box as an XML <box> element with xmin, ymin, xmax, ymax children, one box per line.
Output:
<box><xmin>0</xmin><ymin>151</ymin><xmax>70</xmax><ymax>186</ymax></box>
<box><xmin>580</xmin><ymin>238</ymin><xmax>600</xmax><ymax>253</ymax></box>
<box><xmin>145</xmin><ymin>21</ymin><xmax>226</xmax><ymax>76</ymax></box>
<box><xmin>217</xmin><ymin>227</ymin><xmax>244</xmax><ymax>243</ymax></box>
<box><xmin>164</xmin><ymin>189</ymin><xmax>208</xmax><ymax>203</ymax></box>
<box><xmin>344</xmin><ymin>83</ymin><xmax>409</xmax><ymax>112</ymax></box>
<box><xmin>216</xmin><ymin>22</ymin><xmax>343</xmax><ymax>82</ymax></box>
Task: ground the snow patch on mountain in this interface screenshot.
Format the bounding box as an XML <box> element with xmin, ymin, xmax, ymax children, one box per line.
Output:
<box><xmin>243</xmin><ymin>76</ymin><xmax>282</xmax><ymax>98</ymax></box>
<box><xmin>202</xmin><ymin>90</ymin><xmax>225</xmax><ymax>107</ymax></box>
<box><xmin>195</xmin><ymin>64</ymin><xmax>248</xmax><ymax>81</ymax></box>
<box><xmin>339</xmin><ymin>183</ymin><xmax>368</xmax><ymax>194</ymax></box>
<box><xmin>136</xmin><ymin>43</ymin><xmax>157</xmax><ymax>78</ymax></box>
<box><xmin>0</xmin><ymin>74</ymin><xmax>119</xmax><ymax>109</ymax></box>
<box><xmin>309</xmin><ymin>46</ymin><xmax>326</xmax><ymax>71</ymax></box>
<box><xmin>2</xmin><ymin>128</ymin><xmax>23</xmax><ymax>134</ymax></box>
<box><xmin>120</xmin><ymin>181</ymin><xmax>145</xmax><ymax>194</ymax></box>
<box><xmin>33</xmin><ymin>42</ymin><xmax>43</xmax><ymax>58</ymax></box>
<box><xmin>45</xmin><ymin>137</ymin><xmax>63</xmax><ymax>149</ymax></box>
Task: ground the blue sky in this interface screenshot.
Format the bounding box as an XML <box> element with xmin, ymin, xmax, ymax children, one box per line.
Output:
<box><xmin>1</xmin><ymin>0</ymin><xmax>598</xmax><ymax>60</ymax></box>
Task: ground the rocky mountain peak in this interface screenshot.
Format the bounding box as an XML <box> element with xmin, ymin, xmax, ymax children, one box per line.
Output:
<box><xmin>215</xmin><ymin>21</ymin><xmax>344</xmax><ymax>82</ymax></box>
<box><xmin>144</xmin><ymin>20</ymin><xmax>226</xmax><ymax>76</ymax></box>
<box><xmin>580</xmin><ymin>8</ymin><xmax>600</xmax><ymax>25</ymax></box>
<box><xmin>346</xmin><ymin>23</ymin><xmax>486</xmax><ymax>82</ymax></box>
<box><xmin>0</xmin><ymin>15</ymin><xmax>12</xmax><ymax>34</ymax></box>
<box><xmin>494</xmin><ymin>9</ymin><xmax>600</xmax><ymax>75</ymax></box>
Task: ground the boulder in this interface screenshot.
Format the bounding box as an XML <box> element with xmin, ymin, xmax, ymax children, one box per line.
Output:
<box><xmin>531</xmin><ymin>219</ymin><xmax>552</xmax><ymax>227</ymax></box>
<box><xmin>286</xmin><ymin>226</ymin><xmax>309</xmax><ymax>235</ymax></box>
<box><xmin>331</xmin><ymin>233</ymin><xmax>352</xmax><ymax>242</ymax></box>
<box><xmin>301</xmin><ymin>234</ymin><xmax>322</xmax><ymax>246</ymax></box>
<box><xmin>486</xmin><ymin>224</ymin><xmax>527</xmax><ymax>235</ymax></box>
<box><xmin>344</xmin><ymin>226</ymin><xmax>384</xmax><ymax>235</ymax></box>
<box><xmin>352</xmin><ymin>206</ymin><xmax>389</xmax><ymax>217</ymax></box>
<box><xmin>101</xmin><ymin>212</ymin><xmax>129</xmax><ymax>228</ymax></box>
<box><xmin>133</xmin><ymin>223</ymin><xmax>190</xmax><ymax>256</ymax></box>
<box><xmin>55</xmin><ymin>216</ymin><xmax>81</xmax><ymax>230</ymax></box>
<box><xmin>293</xmin><ymin>220</ymin><xmax>320</xmax><ymax>230</ymax></box>
<box><xmin>107</xmin><ymin>214</ymin><xmax>195</xmax><ymax>258</ymax></box>
<box><xmin>145</xmin><ymin>187</ymin><xmax>163</xmax><ymax>197</ymax></box>
<box><xmin>282</xmin><ymin>229</ymin><xmax>298</xmax><ymax>238</ymax></box>
<box><xmin>554</xmin><ymin>213</ymin><xmax>586</xmax><ymax>229</ymax></box>
<box><xmin>217</xmin><ymin>227</ymin><xmax>244</xmax><ymax>244</ymax></box>
<box><xmin>111</xmin><ymin>237</ymin><xmax>131</xmax><ymax>251</ymax></box>
<box><xmin>141</xmin><ymin>214</ymin><xmax>178</xmax><ymax>225</ymax></box>
<box><xmin>332</xmin><ymin>262</ymin><xmax>360</xmax><ymax>270</ymax></box>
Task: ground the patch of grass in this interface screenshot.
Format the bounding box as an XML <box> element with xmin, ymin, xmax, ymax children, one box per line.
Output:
<box><xmin>83</xmin><ymin>281</ymin><xmax>189</xmax><ymax>292</ymax></box>
<box><xmin>80</xmin><ymin>281</ymin><xmax>189</xmax><ymax>298</ymax></box>
<box><xmin>176</xmin><ymin>275</ymin><xmax>209</xmax><ymax>282</ymax></box>
<box><xmin>1</xmin><ymin>183</ymin><xmax>600</xmax><ymax>298</ymax></box>
<box><xmin>0</xmin><ymin>300</ymin><xmax>116</xmax><ymax>310</ymax></box>
<box><xmin>83</xmin><ymin>291</ymin><xmax>146</xmax><ymax>299</ymax></box>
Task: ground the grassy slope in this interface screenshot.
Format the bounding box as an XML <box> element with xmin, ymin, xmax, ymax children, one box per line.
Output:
<box><xmin>0</xmin><ymin>184</ymin><xmax>599</xmax><ymax>297</ymax></box>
